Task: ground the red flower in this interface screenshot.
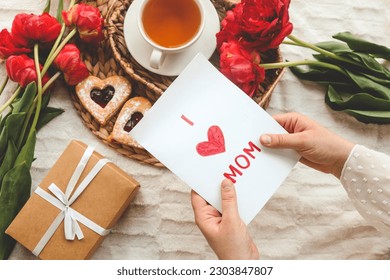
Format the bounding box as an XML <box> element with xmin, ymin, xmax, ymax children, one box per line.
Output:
<box><xmin>11</xmin><ymin>13</ymin><xmax>61</xmax><ymax>48</ymax></box>
<box><xmin>53</xmin><ymin>44</ymin><xmax>89</xmax><ymax>86</ymax></box>
<box><xmin>62</xmin><ymin>4</ymin><xmax>104</xmax><ymax>45</ymax></box>
<box><xmin>6</xmin><ymin>54</ymin><xmax>50</xmax><ymax>88</ymax></box>
<box><xmin>216</xmin><ymin>9</ymin><xmax>241</xmax><ymax>48</ymax></box>
<box><xmin>0</xmin><ymin>29</ymin><xmax>31</xmax><ymax>60</ymax></box>
<box><xmin>217</xmin><ymin>0</ymin><xmax>293</xmax><ymax>51</ymax></box>
<box><xmin>219</xmin><ymin>40</ymin><xmax>265</xmax><ymax>97</ymax></box>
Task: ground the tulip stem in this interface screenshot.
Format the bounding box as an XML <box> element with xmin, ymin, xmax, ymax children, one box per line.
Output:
<box><xmin>29</xmin><ymin>44</ymin><xmax>44</xmax><ymax>139</ymax></box>
<box><xmin>41</xmin><ymin>28</ymin><xmax>77</xmax><ymax>77</ymax></box>
<box><xmin>17</xmin><ymin>70</ymin><xmax>61</xmax><ymax>148</ymax></box>
<box><xmin>286</xmin><ymin>35</ymin><xmax>362</xmax><ymax>68</ymax></box>
<box><xmin>260</xmin><ymin>60</ymin><xmax>346</xmax><ymax>74</ymax></box>
<box><xmin>281</xmin><ymin>40</ymin><xmax>301</xmax><ymax>47</ymax></box>
<box><xmin>0</xmin><ymin>76</ymin><xmax>9</xmax><ymax>96</ymax></box>
<box><xmin>42</xmin><ymin>72</ymin><xmax>61</xmax><ymax>93</ymax></box>
<box><xmin>0</xmin><ymin>86</ymin><xmax>21</xmax><ymax>115</ymax></box>
<box><xmin>69</xmin><ymin>0</ymin><xmax>76</xmax><ymax>9</ymax></box>
<box><xmin>17</xmin><ymin>97</ymin><xmax>36</xmax><ymax>149</ymax></box>
<box><xmin>45</xmin><ymin>23</ymin><xmax>66</xmax><ymax>67</ymax></box>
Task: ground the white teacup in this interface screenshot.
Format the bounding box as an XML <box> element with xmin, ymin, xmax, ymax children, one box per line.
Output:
<box><xmin>137</xmin><ymin>0</ymin><xmax>205</xmax><ymax>69</ymax></box>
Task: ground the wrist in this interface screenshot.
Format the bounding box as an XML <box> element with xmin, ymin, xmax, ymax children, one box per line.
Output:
<box><xmin>331</xmin><ymin>141</ymin><xmax>355</xmax><ymax>179</ymax></box>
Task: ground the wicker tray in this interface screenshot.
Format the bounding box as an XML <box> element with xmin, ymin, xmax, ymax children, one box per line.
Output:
<box><xmin>71</xmin><ymin>0</ymin><xmax>284</xmax><ymax>168</ymax></box>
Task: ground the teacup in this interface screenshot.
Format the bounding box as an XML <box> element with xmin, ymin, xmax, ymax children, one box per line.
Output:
<box><xmin>137</xmin><ymin>0</ymin><xmax>205</xmax><ymax>69</ymax></box>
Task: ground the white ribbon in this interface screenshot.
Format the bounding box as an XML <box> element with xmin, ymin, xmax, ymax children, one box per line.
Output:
<box><xmin>32</xmin><ymin>145</ymin><xmax>111</xmax><ymax>256</ymax></box>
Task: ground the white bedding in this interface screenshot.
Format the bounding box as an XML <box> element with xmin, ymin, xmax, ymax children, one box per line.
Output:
<box><xmin>1</xmin><ymin>0</ymin><xmax>390</xmax><ymax>259</ymax></box>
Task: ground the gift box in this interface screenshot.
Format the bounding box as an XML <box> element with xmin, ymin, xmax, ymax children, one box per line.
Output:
<box><xmin>6</xmin><ymin>140</ymin><xmax>140</xmax><ymax>259</ymax></box>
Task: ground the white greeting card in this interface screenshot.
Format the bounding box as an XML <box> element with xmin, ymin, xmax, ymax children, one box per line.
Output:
<box><xmin>131</xmin><ymin>54</ymin><xmax>300</xmax><ymax>224</ymax></box>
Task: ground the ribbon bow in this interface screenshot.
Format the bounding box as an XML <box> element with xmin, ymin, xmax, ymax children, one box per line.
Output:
<box><xmin>32</xmin><ymin>145</ymin><xmax>111</xmax><ymax>256</ymax></box>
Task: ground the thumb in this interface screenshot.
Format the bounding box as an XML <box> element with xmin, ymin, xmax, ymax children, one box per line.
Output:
<box><xmin>260</xmin><ymin>132</ymin><xmax>304</xmax><ymax>150</ymax></box>
<box><xmin>220</xmin><ymin>179</ymin><xmax>240</xmax><ymax>222</ymax></box>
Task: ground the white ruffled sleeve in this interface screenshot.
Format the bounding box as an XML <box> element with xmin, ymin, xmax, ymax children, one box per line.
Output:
<box><xmin>340</xmin><ymin>144</ymin><xmax>390</xmax><ymax>237</ymax></box>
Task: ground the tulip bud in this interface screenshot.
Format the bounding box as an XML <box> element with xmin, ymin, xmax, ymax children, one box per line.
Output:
<box><xmin>62</xmin><ymin>4</ymin><xmax>104</xmax><ymax>45</ymax></box>
<box><xmin>0</xmin><ymin>29</ymin><xmax>31</xmax><ymax>60</ymax></box>
<box><xmin>6</xmin><ymin>54</ymin><xmax>50</xmax><ymax>88</ymax></box>
<box><xmin>53</xmin><ymin>44</ymin><xmax>89</xmax><ymax>86</ymax></box>
<box><xmin>216</xmin><ymin>0</ymin><xmax>293</xmax><ymax>51</ymax></box>
<box><xmin>11</xmin><ymin>12</ymin><xmax>61</xmax><ymax>48</ymax></box>
<box><xmin>219</xmin><ymin>40</ymin><xmax>265</xmax><ymax>97</ymax></box>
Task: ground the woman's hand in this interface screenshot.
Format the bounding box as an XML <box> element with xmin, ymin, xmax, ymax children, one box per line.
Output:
<box><xmin>191</xmin><ymin>179</ymin><xmax>259</xmax><ymax>260</ymax></box>
<box><xmin>260</xmin><ymin>112</ymin><xmax>354</xmax><ymax>178</ymax></box>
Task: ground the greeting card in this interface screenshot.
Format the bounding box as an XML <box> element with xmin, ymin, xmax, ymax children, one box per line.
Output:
<box><xmin>131</xmin><ymin>54</ymin><xmax>300</xmax><ymax>224</ymax></box>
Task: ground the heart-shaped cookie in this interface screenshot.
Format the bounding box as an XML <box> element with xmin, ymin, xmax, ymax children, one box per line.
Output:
<box><xmin>196</xmin><ymin>125</ymin><xmax>226</xmax><ymax>157</ymax></box>
<box><xmin>108</xmin><ymin>97</ymin><xmax>152</xmax><ymax>148</ymax></box>
<box><xmin>75</xmin><ymin>76</ymin><xmax>132</xmax><ymax>125</ymax></box>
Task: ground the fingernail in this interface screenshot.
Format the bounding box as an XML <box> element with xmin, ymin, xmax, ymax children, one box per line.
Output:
<box><xmin>222</xmin><ymin>179</ymin><xmax>234</xmax><ymax>190</ymax></box>
<box><xmin>261</xmin><ymin>135</ymin><xmax>272</xmax><ymax>145</ymax></box>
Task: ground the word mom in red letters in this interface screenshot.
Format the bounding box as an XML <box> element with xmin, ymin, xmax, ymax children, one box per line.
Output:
<box><xmin>223</xmin><ymin>141</ymin><xmax>262</xmax><ymax>183</ymax></box>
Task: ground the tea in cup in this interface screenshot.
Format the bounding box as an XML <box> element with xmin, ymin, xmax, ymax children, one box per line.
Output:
<box><xmin>138</xmin><ymin>0</ymin><xmax>205</xmax><ymax>69</ymax></box>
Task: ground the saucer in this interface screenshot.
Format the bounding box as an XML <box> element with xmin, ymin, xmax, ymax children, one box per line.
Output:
<box><xmin>123</xmin><ymin>0</ymin><xmax>220</xmax><ymax>76</ymax></box>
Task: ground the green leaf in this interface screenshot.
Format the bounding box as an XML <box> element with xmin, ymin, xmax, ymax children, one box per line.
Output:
<box><xmin>290</xmin><ymin>33</ymin><xmax>390</xmax><ymax>125</ymax></box>
<box><xmin>43</xmin><ymin>0</ymin><xmax>51</xmax><ymax>13</ymax></box>
<box><xmin>326</xmin><ymin>85</ymin><xmax>390</xmax><ymax>111</ymax></box>
<box><xmin>310</xmin><ymin>52</ymin><xmax>390</xmax><ymax>93</ymax></box>
<box><xmin>343</xmin><ymin>109</ymin><xmax>390</xmax><ymax>124</ymax></box>
<box><xmin>291</xmin><ymin>61</ymin><xmax>390</xmax><ymax>99</ymax></box>
<box><xmin>359</xmin><ymin>71</ymin><xmax>390</xmax><ymax>88</ymax></box>
<box><xmin>344</xmin><ymin>69</ymin><xmax>390</xmax><ymax>100</ymax></box>
<box><xmin>289</xmin><ymin>65</ymin><xmax>347</xmax><ymax>84</ymax></box>
<box><xmin>41</xmin><ymin>92</ymin><xmax>51</xmax><ymax>111</ymax></box>
<box><xmin>0</xmin><ymin>127</ymin><xmax>8</xmax><ymax>160</ymax></box>
<box><xmin>11</xmin><ymin>82</ymin><xmax>36</xmax><ymax>114</ymax></box>
<box><xmin>333</xmin><ymin>31</ymin><xmax>390</xmax><ymax>60</ymax></box>
<box><xmin>315</xmin><ymin>41</ymin><xmax>351</xmax><ymax>53</ymax></box>
<box><xmin>0</xmin><ymin>163</ymin><xmax>31</xmax><ymax>260</ymax></box>
<box><xmin>57</xmin><ymin>0</ymin><xmax>64</xmax><ymax>24</ymax></box>
<box><xmin>0</xmin><ymin>140</ymin><xmax>17</xmax><ymax>189</ymax></box>
<box><xmin>313</xmin><ymin>51</ymin><xmax>390</xmax><ymax>80</ymax></box>
<box><xmin>4</xmin><ymin>113</ymin><xmax>26</xmax><ymax>144</ymax></box>
<box><xmin>348</xmin><ymin>52</ymin><xmax>390</xmax><ymax>78</ymax></box>
<box><xmin>0</xmin><ymin>112</ymin><xmax>11</xmax><ymax>131</ymax></box>
<box><xmin>336</xmin><ymin>51</ymin><xmax>390</xmax><ymax>80</ymax></box>
<box><xmin>36</xmin><ymin>107</ymin><xmax>64</xmax><ymax>131</ymax></box>
<box><xmin>14</xmin><ymin>130</ymin><xmax>36</xmax><ymax>170</ymax></box>
<box><xmin>304</xmin><ymin>60</ymin><xmax>390</xmax><ymax>100</ymax></box>
<box><xmin>325</xmin><ymin>85</ymin><xmax>390</xmax><ymax>124</ymax></box>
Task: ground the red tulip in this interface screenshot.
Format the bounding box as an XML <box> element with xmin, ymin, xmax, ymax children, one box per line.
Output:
<box><xmin>216</xmin><ymin>10</ymin><xmax>240</xmax><ymax>49</ymax></box>
<box><xmin>62</xmin><ymin>4</ymin><xmax>104</xmax><ymax>45</ymax></box>
<box><xmin>217</xmin><ymin>0</ymin><xmax>293</xmax><ymax>51</ymax></box>
<box><xmin>0</xmin><ymin>29</ymin><xmax>31</xmax><ymax>60</ymax></box>
<box><xmin>6</xmin><ymin>54</ymin><xmax>50</xmax><ymax>88</ymax></box>
<box><xmin>219</xmin><ymin>40</ymin><xmax>265</xmax><ymax>97</ymax></box>
<box><xmin>53</xmin><ymin>44</ymin><xmax>89</xmax><ymax>86</ymax></box>
<box><xmin>11</xmin><ymin>12</ymin><xmax>61</xmax><ymax>48</ymax></box>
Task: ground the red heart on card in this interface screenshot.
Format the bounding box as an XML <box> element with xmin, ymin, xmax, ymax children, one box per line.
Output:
<box><xmin>196</xmin><ymin>125</ymin><xmax>226</xmax><ymax>157</ymax></box>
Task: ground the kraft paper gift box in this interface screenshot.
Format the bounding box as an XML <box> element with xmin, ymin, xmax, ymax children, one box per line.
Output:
<box><xmin>6</xmin><ymin>140</ymin><xmax>140</xmax><ymax>260</ymax></box>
